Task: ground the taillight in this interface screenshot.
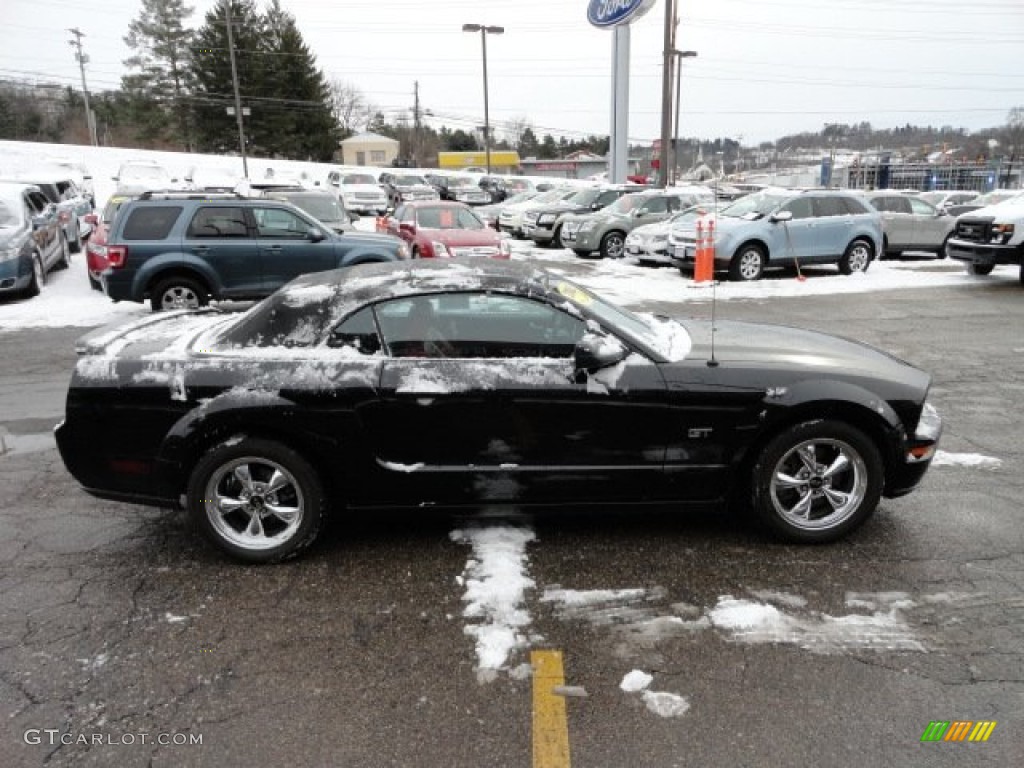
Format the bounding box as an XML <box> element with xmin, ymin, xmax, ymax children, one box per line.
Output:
<box><xmin>106</xmin><ymin>245</ymin><xmax>129</xmax><ymax>268</ymax></box>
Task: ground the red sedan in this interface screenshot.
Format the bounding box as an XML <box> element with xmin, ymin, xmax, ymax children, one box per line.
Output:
<box><xmin>83</xmin><ymin>194</ymin><xmax>134</xmax><ymax>290</ymax></box>
<box><xmin>386</xmin><ymin>201</ymin><xmax>510</xmax><ymax>259</ymax></box>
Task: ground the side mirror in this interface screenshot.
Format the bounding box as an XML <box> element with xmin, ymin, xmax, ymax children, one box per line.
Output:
<box><xmin>307</xmin><ymin>227</ymin><xmax>326</xmax><ymax>242</ymax></box>
<box><xmin>634</xmin><ymin>209</ymin><xmax>646</xmax><ymax>218</ymax></box>
<box><xmin>771</xmin><ymin>210</ymin><xmax>793</xmax><ymax>223</ymax></box>
<box><xmin>574</xmin><ymin>332</ymin><xmax>629</xmax><ymax>373</ymax></box>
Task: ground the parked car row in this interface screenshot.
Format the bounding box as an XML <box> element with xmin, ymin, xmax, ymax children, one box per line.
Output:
<box><xmin>0</xmin><ymin>181</ymin><xmax>71</xmax><ymax>299</ymax></box>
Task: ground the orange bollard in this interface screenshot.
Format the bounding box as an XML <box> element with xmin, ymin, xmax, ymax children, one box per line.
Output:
<box><xmin>694</xmin><ymin>218</ymin><xmax>714</xmax><ymax>283</ymax></box>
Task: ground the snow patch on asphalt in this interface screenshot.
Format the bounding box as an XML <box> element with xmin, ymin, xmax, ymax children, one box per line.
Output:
<box><xmin>932</xmin><ymin>450</ymin><xmax>1002</xmax><ymax>469</ymax></box>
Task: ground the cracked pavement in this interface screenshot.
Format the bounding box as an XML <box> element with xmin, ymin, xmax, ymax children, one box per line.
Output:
<box><xmin>1</xmin><ymin>276</ymin><xmax>1022</xmax><ymax>767</ymax></box>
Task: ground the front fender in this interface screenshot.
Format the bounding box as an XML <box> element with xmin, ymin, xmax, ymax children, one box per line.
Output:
<box><xmin>132</xmin><ymin>253</ymin><xmax>224</xmax><ymax>300</ymax></box>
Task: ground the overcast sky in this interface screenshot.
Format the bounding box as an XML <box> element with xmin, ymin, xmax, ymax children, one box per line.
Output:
<box><xmin>5</xmin><ymin>0</ymin><xmax>1024</xmax><ymax>146</ymax></box>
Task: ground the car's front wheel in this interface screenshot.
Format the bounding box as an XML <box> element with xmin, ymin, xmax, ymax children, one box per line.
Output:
<box><xmin>967</xmin><ymin>262</ymin><xmax>994</xmax><ymax>276</ymax></box>
<box><xmin>752</xmin><ymin>420</ymin><xmax>883</xmax><ymax>543</ymax></box>
<box><xmin>728</xmin><ymin>244</ymin><xmax>765</xmax><ymax>281</ymax></box>
<box><xmin>55</xmin><ymin>233</ymin><xmax>70</xmax><ymax>270</ymax></box>
<box><xmin>600</xmin><ymin>231</ymin><xmax>626</xmax><ymax>259</ymax></box>
<box><xmin>25</xmin><ymin>253</ymin><xmax>45</xmax><ymax>297</ymax></box>
<box><xmin>937</xmin><ymin>233</ymin><xmax>951</xmax><ymax>259</ymax></box>
<box><xmin>151</xmin><ymin>276</ymin><xmax>209</xmax><ymax>312</ymax></box>
<box><xmin>187</xmin><ymin>438</ymin><xmax>326</xmax><ymax>563</ymax></box>
<box><xmin>839</xmin><ymin>238</ymin><xmax>873</xmax><ymax>274</ymax></box>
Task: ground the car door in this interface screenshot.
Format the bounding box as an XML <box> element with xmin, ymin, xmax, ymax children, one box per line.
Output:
<box><xmin>907</xmin><ymin>196</ymin><xmax>947</xmax><ymax>249</ymax></box>
<box><xmin>359</xmin><ymin>292</ymin><xmax>673</xmax><ymax>506</ymax></box>
<box><xmin>872</xmin><ymin>195</ymin><xmax>913</xmax><ymax>251</ymax></box>
<box><xmin>806</xmin><ymin>195</ymin><xmax>854</xmax><ymax>261</ymax></box>
<box><xmin>182</xmin><ymin>206</ymin><xmax>261</xmax><ymax>298</ymax></box>
<box><xmin>773</xmin><ymin>196</ymin><xmax>816</xmax><ymax>261</ymax></box>
<box><xmin>252</xmin><ymin>204</ymin><xmax>338</xmax><ymax>292</ymax></box>
<box><xmin>24</xmin><ymin>190</ymin><xmax>59</xmax><ymax>266</ymax></box>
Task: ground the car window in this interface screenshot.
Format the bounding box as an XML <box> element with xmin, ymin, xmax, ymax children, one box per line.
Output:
<box><xmin>186</xmin><ymin>206</ymin><xmax>248</xmax><ymax>238</ymax></box>
<box><xmin>780</xmin><ymin>198</ymin><xmax>813</xmax><ymax>220</ymax></box>
<box><xmin>328</xmin><ymin>306</ymin><xmax>382</xmax><ymax>354</ymax></box>
<box><xmin>595</xmin><ymin>190</ymin><xmax>621</xmax><ymax>208</ymax></box>
<box><xmin>375</xmin><ymin>293</ymin><xmax>585</xmax><ymax>359</ymax></box>
<box><xmin>457</xmin><ymin>208</ymin><xmax>484</xmax><ymax>229</ymax></box>
<box><xmin>812</xmin><ymin>196</ymin><xmax>848</xmax><ymax>217</ymax></box>
<box><xmin>878</xmin><ymin>196</ymin><xmax>910</xmax><ymax>214</ymax></box>
<box><xmin>253</xmin><ymin>206</ymin><xmax>312</xmax><ymax>238</ymax></box>
<box><xmin>25</xmin><ymin>191</ymin><xmax>49</xmax><ymax>215</ymax></box>
<box><xmin>908</xmin><ymin>197</ymin><xmax>937</xmax><ymax>216</ymax></box>
<box><xmin>841</xmin><ymin>196</ymin><xmax>873</xmax><ymax>215</ymax></box>
<box><xmin>121</xmin><ymin>206</ymin><xmax>182</xmax><ymax>240</ymax></box>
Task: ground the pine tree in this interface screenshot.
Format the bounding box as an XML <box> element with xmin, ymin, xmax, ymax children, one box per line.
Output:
<box><xmin>262</xmin><ymin>0</ymin><xmax>337</xmax><ymax>160</ymax></box>
<box><xmin>122</xmin><ymin>0</ymin><xmax>196</xmax><ymax>149</ymax></box>
<box><xmin>191</xmin><ymin>0</ymin><xmax>266</xmax><ymax>155</ymax></box>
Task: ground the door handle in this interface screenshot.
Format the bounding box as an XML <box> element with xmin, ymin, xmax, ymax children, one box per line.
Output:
<box><xmin>194</xmin><ymin>245</ymin><xmax>208</xmax><ymax>253</ymax></box>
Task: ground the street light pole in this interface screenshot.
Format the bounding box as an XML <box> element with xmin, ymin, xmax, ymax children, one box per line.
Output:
<box><xmin>224</xmin><ymin>0</ymin><xmax>249</xmax><ymax>179</ymax></box>
<box><xmin>67</xmin><ymin>28</ymin><xmax>98</xmax><ymax>146</ymax></box>
<box><xmin>671</xmin><ymin>50</ymin><xmax>697</xmax><ymax>185</ymax></box>
<box><xmin>463</xmin><ymin>24</ymin><xmax>504</xmax><ymax>175</ymax></box>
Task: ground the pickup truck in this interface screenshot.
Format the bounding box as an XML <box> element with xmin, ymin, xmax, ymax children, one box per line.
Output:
<box><xmin>946</xmin><ymin>192</ymin><xmax>1024</xmax><ymax>282</ymax></box>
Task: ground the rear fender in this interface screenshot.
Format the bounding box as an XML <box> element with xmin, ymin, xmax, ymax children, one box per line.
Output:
<box><xmin>132</xmin><ymin>253</ymin><xmax>221</xmax><ymax>300</ymax></box>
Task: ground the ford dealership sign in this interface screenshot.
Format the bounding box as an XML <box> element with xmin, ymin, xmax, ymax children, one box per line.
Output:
<box><xmin>587</xmin><ymin>0</ymin><xmax>657</xmax><ymax>28</ymax></box>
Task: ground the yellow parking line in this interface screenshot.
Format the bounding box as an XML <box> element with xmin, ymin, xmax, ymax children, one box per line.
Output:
<box><xmin>532</xmin><ymin>649</ymin><xmax>571</xmax><ymax>768</ymax></box>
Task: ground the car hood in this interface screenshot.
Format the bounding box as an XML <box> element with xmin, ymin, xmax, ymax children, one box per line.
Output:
<box><xmin>340</xmin><ymin>184</ymin><xmax>385</xmax><ymax>195</ymax></box>
<box><xmin>394</xmin><ymin>184</ymin><xmax>434</xmax><ymax>193</ymax></box>
<box><xmin>674</xmin><ymin>318</ymin><xmax>929</xmax><ymax>390</ymax></box>
<box><xmin>960</xmin><ymin>200</ymin><xmax>1024</xmax><ymax>220</ymax></box>
<box><xmin>532</xmin><ymin>202</ymin><xmax>587</xmax><ymax>216</ymax></box>
<box><xmin>630</xmin><ymin>219</ymin><xmax>672</xmax><ymax>238</ymax></box>
<box><xmin>420</xmin><ymin>229</ymin><xmax>499</xmax><ymax>247</ymax></box>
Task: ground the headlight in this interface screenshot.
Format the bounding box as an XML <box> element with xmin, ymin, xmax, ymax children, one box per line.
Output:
<box><xmin>396</xmin><ymin>243</ymin><xmax>410</xmax><ymax>260</ymax></box>
<box><xmin>538</xmin><ymin>214</ymin><xmax>556</xmax><ymax>225</ymax></box>
<box><xmin>651</xmin><ymin>235</ymin><xmax>667</xmax><ymax>244</ymax></box>
<box><xmin>991</xmin><ymin>223</ymin><xmax>1015</xmax><ymax>244</ymax></box>
<box><xmin>432</xmin><ymin>241</ymin><xmax>452</xmax><ymax>258</ymax></box>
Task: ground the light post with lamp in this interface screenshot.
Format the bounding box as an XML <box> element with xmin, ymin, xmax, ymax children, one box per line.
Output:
<box><xmin>462</xmin><ymin>24</ymin><xmax>504</xmax><ymax>175</ymax></box>
<box><xmin>671</xmin><ymin>49</ymin><xmax>697</xmax><ymax>185</ymax></box>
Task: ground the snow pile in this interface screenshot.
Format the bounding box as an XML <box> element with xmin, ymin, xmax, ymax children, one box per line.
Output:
<box><xmin>707</xmin><ymin>593</ymin><xmax>924</xmax><ymax>653</ymax></box>
<box><xmin>619</xmin><ymin>669</ymin><xmax>690</xmax><ymax>718</ymax></box>
<box><xmin>931</xmin><ymin>450</ymin><xmax>1002</xmax><ymax>469</ymax></box>
<box><xmin>451</xmin><ymin>525</ymin><xmax>537</xmax><ymax>682</ymax></box>
<box><xmin>619</xmin><ymin>669</ymin><xmax>654</xmax><ymax>693</ymax></box>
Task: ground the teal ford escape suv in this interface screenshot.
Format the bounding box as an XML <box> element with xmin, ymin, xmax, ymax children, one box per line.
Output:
<box><xmin>99</xmin><ymin>193</ymin><xmax>409</xmax><ymax>311</ymax></box>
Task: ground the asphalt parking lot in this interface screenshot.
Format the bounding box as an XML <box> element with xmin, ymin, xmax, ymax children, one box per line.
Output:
<box><xmin>1</xmin><ymin>268</ymin><xmax>1022</xmax><ymax>767</ymax></box>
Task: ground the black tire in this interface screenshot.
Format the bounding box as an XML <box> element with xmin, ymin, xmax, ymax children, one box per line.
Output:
<box><xmin>600</xmin><ymin>231</ymin><xmax>626</xmax><ymax>259</ymax></box>
<box><xmin>411</xmin><ymin>246</ymin><xmax>420</xmax><ymax>259</ymax></box>
<box><xmin>937</xmin><ymin>233</ymin><xmax>951</xmax><ymax>259</ymax></box>
<box><xmin>187</xmin><ymin>437</ymin><xmax>326</xmax><ymax>563</ymax></box>
<box><xmin>967</xmin><ymin>262</ymin><xmax>994</xmax><ymax>276</ymax></box>
<box><xmin>728</xmin><ymin>243</ymin><xmax>765</xmax><ymax>281</ymax></box>
<box><xmin>573</xmin><ymin>249</ymin><xmax>591</xmax><ymax>259</ymax></box>
<box><xmin>150</xmin><ymin>276</ymin><xmax>209</xmax><ymax>312</ymax></box>
<box><xmin>548</xmin><ymin>225</ymin><xmax>563</xmax><ymax>248</ymax></box>
<box><xmin>839</xmin><ymin>238</ymin><xmax>873</xmax><ymax>275</ymax></box>
<box><xmin>69</xmin><ymin>222</ymin><xmax>83</xmax><ymax>253</ymax></box>
<box><xmin>751</xmin><ymin>420</ymin><xmax>883</xmax><ymax>544</ymax></box>
<box><xmin>1020</xmin><ymin>263</ymin><xmax>1024</xmax><ymax>286</ymax></box>
<box><xmin>88</xmin><ymin>273</ymin><xmax>102</xmax><ymax>291</ymax></box>
<box><xmin>55</xmin><ymin>233</ymin><xmax>70</xmax><ymax>270</ymax></box>
<box><xmin>25</xmin><ymin>253</ymin><xmax>44</xmax><ymax>298</ymax></box>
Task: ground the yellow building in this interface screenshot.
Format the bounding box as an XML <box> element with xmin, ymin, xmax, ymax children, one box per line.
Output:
<box><xmin>438</xmin><ymin>151</ymin><xmax>520</xmax><ymax>172</ymax></box>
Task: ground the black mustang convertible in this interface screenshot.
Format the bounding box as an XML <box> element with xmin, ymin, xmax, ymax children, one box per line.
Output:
<box><xmin>56</xmin><ymin>260</ymin><xmax>941</xmax><ymax>563</ymax></box>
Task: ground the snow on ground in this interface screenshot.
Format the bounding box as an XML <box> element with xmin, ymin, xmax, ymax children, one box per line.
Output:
<box><xmin>931</xmin><ymin>450</ymin><xmax>1002</xmax><ymax>469</ymax></box>
<box><xmin>450</xmin><ymin>525</ymin><xmax>537</xmax><ymax>682</ymax></box>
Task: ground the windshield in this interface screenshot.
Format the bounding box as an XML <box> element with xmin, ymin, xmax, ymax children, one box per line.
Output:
<box><xmin>919</xmin><ymin>192</ymin><xmax>944</xmax><ymax>205</ymax></box>
<box><xmin>567</xmin><ymin>188</ymin><xmax>601</xmax><ymax>207</ymax></box>
<box><xmin>102</xmin><ymin>197</ymin><xmax>129</xmax><ymax>224</ymax></box>
<box><xmin>285</xmin><ymin>194</ymin><xmax>344</xmax><ymax>222</ymax></box>
<box><xmin>720</xmin><ymin>190</ymin><xmax>792</xmax><ymax>218</ymax></box>
<box><xmin>506</xmin><ymin>179</ymin><xmax>531</xmax><ymax>190</ymax></box>
<box><xmin>448</xmin><ymin>177</ymin><xmax>475</xmax><ymax>188</ymax></box>
<box><xmin>605</xmin><ymin>194</ymin><xmax>642</xmax><ymax>215</ymax></box>
<box><xmin>549</xmin><ymin>277</ymin><xmax>690</xmax><ymax>362</ymax></box>
<box><xmin>342</xmin><ymin>174</ymin><xmax>376</xmax><ymax>185</ymax></box>
<box><xmin>0</xmin><ymin>200</ymin><xmax>19</xmax><ymax>227</ymax></box>
<box><xmin>503</xmin><ymin>191</ymin><xmax>536</xmax><ymax>205</ymax></box>
<box><xmin>977</xmin><ymin>190</ymin><xmax>1022</xmax><ymax>206</ymax></box>
<box><xmin>396</xmin><ymin>175</ymin><xmax>427</xmax><ymax>186</ymax></box>
<box><xmin>416</xmin><ymin>206</ymin><xmax>484</xmax><ymax>230</ymax></box>
<box><xmin>533</xmin><ymin>188</ymin><xmax>571</xmax><ymax>204</ymax></box>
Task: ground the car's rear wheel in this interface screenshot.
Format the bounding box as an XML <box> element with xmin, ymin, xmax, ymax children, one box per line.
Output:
<box><xmin>728</xmin><ymin>244</ymin><xmax>765</xmax><ymax>281</ymax></box>
<box><xmin>187</xmin><ymin>438</ymin><xmax>326</xmax><ymax>563</ymax></box>
<box><xmin>600</xmin><ymin>231</ymin><xmax>626</xmax><ymax>259</ymax></box>
<box><xmin>839</xmin><ymin>238</ymin><xmax>873</xmax><ymax>274</ymax></box>
<box><xmin>151</xmin><ymin>276</ymin><xmax>209</xmax><ymax>312</ymax></box>
<box><xmin>937</xmin><ymin>233</ymin><xmax>951</xmax><ymax>259</ymax></box>
<box><xmin>25</xmin><ymin>253</ymin><xmax>45</xmax><ymax>297</ymax></box>
<box><xmin>967</xmin><ymin>262</ymin><xmax>994</xmax><ymax>276</ymax></box>
<box><xmin>752</xmin><ymin>420</ymin><xmax>883</xmax><ymax>543</ymax></box>
<box><xmin>548</xmin><ymin>224</ymin><xmax>563</xmax><ymax>248</ymax></box>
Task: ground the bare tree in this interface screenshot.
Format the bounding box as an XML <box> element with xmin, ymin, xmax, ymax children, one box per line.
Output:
<box><xmin>329</xmin><ymin>79</ymin><xmax>372</xmax><ymax>136</ymax></box>
<box><xmin>503</xmin><ymin>115</ymin><xmax>533</xmax><ymax>151</ymax></box>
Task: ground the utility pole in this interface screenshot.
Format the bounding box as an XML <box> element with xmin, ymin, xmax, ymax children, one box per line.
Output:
<box><xmin>658</xmin><ymin>0</ymin><xmax>676</xmax><ymax>188</ymax></box>
<box><xmin>413</xmin><ymin>81</ymin><xmax>421</xmax><ymax>167</ymax></box>
<box><xmin>223</xmin><ymin>0</ymin><xmax>249</xmax><ymax>179</ymax></box>
<box><xmin>67</xmin><ymin>28</ymin><xmax>98</xmax><ymax>146</ymax></box>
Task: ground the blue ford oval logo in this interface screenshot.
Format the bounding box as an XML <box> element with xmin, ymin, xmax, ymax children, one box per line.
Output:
<box><xmin>587</xmin><ymin>0</ymin><xmax>656</xmax><ymax>29</ymax></box>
